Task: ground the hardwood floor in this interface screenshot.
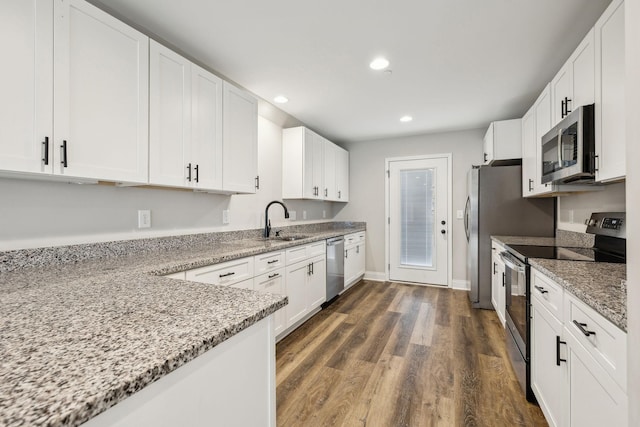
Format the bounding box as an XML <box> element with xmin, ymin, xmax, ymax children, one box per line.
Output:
<box><xmin>276</xmin><ymin>280</ymin><xmax>548</xmax><ymax>427</ymax></box>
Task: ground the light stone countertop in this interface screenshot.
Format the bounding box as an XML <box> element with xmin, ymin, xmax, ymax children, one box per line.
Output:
<box><xmin>491</xmin><ymin>234</ymin><xmax>626</xmax><ymax>332</ymax></box>
<box><xmin>0</xmin><ymin>225</ymin><xmax>365</xmax><ymax>427</ymax></box>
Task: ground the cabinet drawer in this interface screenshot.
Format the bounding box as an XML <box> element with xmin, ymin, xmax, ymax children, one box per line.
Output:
<box><xmin>254</xmin><ymin>251</ymin><xmax>284</xmax><ymax>275</ymax></box>
<box><xmin>285</xmin><ymin>245</ymin><xmax>308</xmax><ymax>265</ymax></box>
<box><xmin>531</xmin><ymin>269</ymin><xmax>564</xmax><ymax>321</ymax></box>
<box><xmin>564</xmin><ymin>292</ymin><xmax>627</xmax><ymax>391</ymax></box>
<box><xmin>229</xmin><ymin>278</ymin><xmax>254</xmax><ymax>291</ymax></box>
<box><xmin>344</xmin><ymin>232</ymin><xmax>363</xmax><ymax>247</ymax></box>
<box><xmin>254</xmin><ymin>268</ymin><xmax>285</xmax><ymax>294</ymax></box>
<box><xmin>306</xmin><ymin>241</ymin><xmax>326</xmax><ymax>257</ymax></box>
<box><xmin>185</xmin><ymin>257</ymin><xmax>254</xmax><ymax>287</ymax></box>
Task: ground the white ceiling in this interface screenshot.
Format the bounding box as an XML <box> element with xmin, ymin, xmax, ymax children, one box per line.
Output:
<box><xmin>93</xmin><ymin>0</ymin><xmax>611</xmax><ymax>143</ymax></box>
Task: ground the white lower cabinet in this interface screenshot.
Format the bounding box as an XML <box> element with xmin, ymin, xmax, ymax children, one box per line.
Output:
<box><xmin>531</xmin><ymin>268</ymin><xmax>628</xmax><ymax>427</ymax></box>
<box><xmin>490</xmin><ymin>242</ymin><xmax>506</xmax><ymax>326</ymax></box>
<box><xmin>344</xmin><ymin>232</ymin><xmax>365</xmax><ymax>289</ymax></box>
<box><xmin>284</xmin><ymin>254</ymin><xmax>326</xmax><ymax>327</ymax></box>
<box><xmin>255</xmin><ymin>269</ymin><xmax>286</xmax><ymax>335</ymax></box>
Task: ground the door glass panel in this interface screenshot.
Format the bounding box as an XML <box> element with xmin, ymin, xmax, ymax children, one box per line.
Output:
<box><xmin>400</xmin><ymin>168</ymin><xmax>435</xmax><ymax>267</ymax></box>
<box><xmin>560</xmin><ymin>122</ymin><xmax>578</xmax><ymax>167</ymax></box>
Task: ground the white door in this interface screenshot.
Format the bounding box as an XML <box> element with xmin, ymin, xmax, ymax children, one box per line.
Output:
<box><xmin>388</xmin><ymin>156</ymin><xmax>449</xmax><ymax>285</ymax></box>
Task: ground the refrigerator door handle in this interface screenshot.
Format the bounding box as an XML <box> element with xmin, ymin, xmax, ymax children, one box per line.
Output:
<box><xmin>464</xmin><ymin>196</ymin><xmax>471</xmax><ymax>242</ymax></box>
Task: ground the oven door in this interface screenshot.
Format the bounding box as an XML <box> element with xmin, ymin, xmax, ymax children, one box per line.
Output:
<box><xmin>501</xmin><ymin>252</ymin><xmax>528</xmax><ymax>350</ymax></box>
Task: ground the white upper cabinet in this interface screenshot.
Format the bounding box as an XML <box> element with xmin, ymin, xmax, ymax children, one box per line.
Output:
<box><xmin>482</xmin><ymin>119</ymin><xmax>522</xmax><ymax>164</ymax></box>
<box><xmin>149</xmin><ymin>41</ymin><xmax>223</xmax><ymax>191</ymax></box>
<box><xmin>222</xmin><ymin>81</ymin><xmax>258</xmax><ymax>194</ymax></box>
<box><xmin>323</xmin><ymin>140</ymin><xmax>336</xmax><ymax>200</ymax></box>
<box><xmin>594</xmin><ymin>0</ymin><xmax>625</xmax><ymax>182</ymax></box>
<box><xmin>335</xmin><ymin>146</ymin><xmax>349</xmax><ymax>202</ymax></box>
<box><xmin>283</xmin><ymin>126</ymin><xmax>348</xmax><ymax>202</ymax></box>
<box><xmin>54</xmin><ymin>0</ymin><xmax>149</xmax><ymax>183</ymax></box>
<box><xmin>0</xmin><ymin>0</ymin><xmax>53</xmax><ymax>175</ymax></box>
<box><xmin>551</xmin><ymin>29</ymin><xmax>595</xmax><ymax>125</ymax></box>
<box><xmin>521</xmin><ymin>103</ymin><xmax>538</xmax><ymax>196</ymax></box>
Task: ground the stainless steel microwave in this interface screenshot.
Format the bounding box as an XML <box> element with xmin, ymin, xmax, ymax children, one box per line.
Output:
<box><xmin>541</xmin><ymin>104</ymin><xmax>595</xmax><ymax>184</ymax></box>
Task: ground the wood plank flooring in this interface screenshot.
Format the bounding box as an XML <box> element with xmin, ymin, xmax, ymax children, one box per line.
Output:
<box><xmin>276</xmin><ymin>280</ymin><xmax>548</xmax><ymax>427</ymax></box>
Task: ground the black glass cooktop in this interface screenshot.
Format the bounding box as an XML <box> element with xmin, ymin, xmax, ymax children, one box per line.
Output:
<box><xmin>507</xmin><ymin>245</ymin><xmax>626</xmax><ymax>264</ymax></box>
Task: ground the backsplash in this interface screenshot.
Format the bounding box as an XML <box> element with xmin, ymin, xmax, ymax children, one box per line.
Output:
<box><xmin>557</xmin><ymin>182</ymin><xmax>625</xmax><ymax>232</ymax></box>
<box><xmin>555</xmin><ymin>229</ymin><xmax>595</xmax><ymax>248</ymax></box>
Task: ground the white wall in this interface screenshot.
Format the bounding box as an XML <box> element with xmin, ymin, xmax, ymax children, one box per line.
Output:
<box><xmin>626</xmin><ymin>0</ymin><xmax>639</xmax><ymax>425</ymax></box>
<box><xmin>334</xmin><ymin>128</ymin><xmax>484</xmax><ymax>284</ymax></box>
<box><xmin>556</xmin><ymin>182</ymin><xmax>626</xmax><ymax>232</ymax></box>
<box><xmin>0</xmin><ymin>117</ymin><xmax>333</xmax><ymax>250</ymax></box>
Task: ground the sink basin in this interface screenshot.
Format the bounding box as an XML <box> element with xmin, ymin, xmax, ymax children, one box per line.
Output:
<box><xmin>274</xmin><ymin>235</ymin><xmax>310</xmax><ymax>241</ymax></box>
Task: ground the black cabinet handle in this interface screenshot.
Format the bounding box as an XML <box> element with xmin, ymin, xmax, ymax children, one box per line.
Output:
<box><xmin>338</xmin><ymin>190</ymin><xmax>341</xmax><ymax>199</ymax></box>
<box><xmin>345</xmin><ymin>249</ymin><xmax>348</xmax><ymax>259</ymax></box>
<box><xmin>42</xmin><ymin>137</ymin><xmax>49</xmax><ymax>165</ymax></box>
<box><xmin>493</xmin><ymin>262</ymin><xmax>497</xmax><ymax>274</ymax></box>
<box><xmin>594</xmin><ymin>155</ymin><xmax>599</xmax><ymax>172</ymax></box>
<box><xmin>311</xmin><ymin>262</ymin><xmax>314</xmax><ymax>275</ymax></box>
<box><xmin>255</xmin><ymin>176</ymin><xmax>260</xmax><ymax>190</ymax></box>
<box><xmin>561</xmin><ymin>99</ymin><xmax>566</xmax><ymax>118</ymax></box>
<box><xmin>573</xmin><ymin>320</ymin><xmax>596</xmax><ymax>337</ymax></box>
<box><xmin>502</xmin><ymin>272</ymin><xmax>505</xmax><ymax>287</ymax></box>
<box><xmin>528</xmin><ymin>178</ymin><xmax>533</xmax><ymax>192</ymax></box>
<box><xmin>534</xmin><ymin>285</ymin><xmax>549</xmax><ymax>294</ymax></box>
<box><xmin>484</xmin><ymin>153</ymin><xmax>488</xmax><ymax>162</ymax></box>
<box><xmin>268</xmin><ymin>273</ymin><xmax>279</xmax><ymax>279</ymax></box>
<box><xmin>219</xmin><ymin>271</ymin><xmax>235</xmax><ymax>278</ymax></box>
<box><xmin>307</xmin><ymin>263</ymin><xmax>311</xmax><ymax>275</ymax></box>
<box><xmin>187</xmin><ymin>163</ymin><xmax>192</xmax><ymax>182</ymax></box>
<box><xmin>60</xmin><ymin>140</ymin><xmax>68</xmax><ymax>167</ymax></box>
<box><xmin>267</xmin><ymin>259</ymin><xmax>279</xmax><ymax>264</ymax></box>
<box><xmin>194</xmin><ymin>164</ymin><xmax>199</xmax><ymax>183</ymax></box>
<box><xmin>324</xmin><ymin>188</ymin><xmax>328</xmax><ymax>197</ymax></box>
<box><xmin>556</xmin><ymin>336</ymin><xmax>567</xmax><ymax>366</ymax></box>
<box><xmin>565</xmin><ymin>97</ymin><xmax>572</xmax><ymax>115</ymax></box>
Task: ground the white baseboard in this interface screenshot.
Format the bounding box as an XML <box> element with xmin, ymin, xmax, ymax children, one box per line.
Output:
<box><xmin>452</xmin><ymin>279</ymin><xmax>470</xmax><ymax>290</ymax></box>
<box><xmin>364</xmin><ymin>271</ymin><xmax>386</xmax><ymax>282</ymax></box>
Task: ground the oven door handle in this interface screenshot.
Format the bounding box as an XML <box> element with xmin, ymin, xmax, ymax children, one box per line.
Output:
<box><xmin>499</xmin><ymin>251</ymin><xmax>526</xmax><ymax>273</ymax></box>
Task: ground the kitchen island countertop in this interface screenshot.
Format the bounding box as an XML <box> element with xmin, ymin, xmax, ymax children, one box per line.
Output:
<box><xmin>0</xmin><ymin>224</ymin><xmax>364</xmax><ymax>427</ymax></box>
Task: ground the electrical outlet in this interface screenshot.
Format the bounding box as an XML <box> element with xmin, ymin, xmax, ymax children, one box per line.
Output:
<box><xmin>138</xmin><ymin>210</ymin><xmax>151</xmax><ymax>228</ymax></box>
<box><xmin>456</xmin><ymin>210</ymin><xmax>464</xmax><ymax>220</ymax></box>
<box><xmin>289</xmin><ymin>211</ymin><xmax>297</xmax><ymax>221</ymax></box>
<box><xmin>222</xmin><ymin>210</ymin><xmax>230</xmax><ymax>225</ymax></box>
<box><xmin>302</xmin><ymin>210</ymin><xmax>307</xmax><ymax>220</ymax></box>
<box><xmin>322</xmin><ymin>210</ymin><xmax>326</xmax><ymax>219</ymax></box>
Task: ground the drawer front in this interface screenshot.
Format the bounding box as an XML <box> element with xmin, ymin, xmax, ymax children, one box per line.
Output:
<box><xmin>254</xmin><ymin>251</ymin><xmax>285</xmax><ymax>275</ymax></box>
<box><xmin>185</xmin><ymin>257</ymin><xmax>254</xmax><ymax>287</ymax></box>
<box><xmin>285</xmin><ymin>245</ymin><xmax>308</xmax><ymax>265</ymax></box>
<box><xmin>531</xmin><ymin>269</ymin><xmax>564</xmax><ymax>321</ymax></box>
<box><xmin>254</xmin><ymin>268</ymin><xmax>285</xmax><ymax>294</ymax></box>
<box><xmin>306</xmin><ymin>241</ymin><xmax>326</xmax><ymax>258</ymax></box>
<box><xmin>229</xmin><ymin>278</ymin><xmax>254</xmax><ymax>291</ymax></box>
<box><xmin>564</xmin><ymin>292</ymin><xmax>627</xmax><ymax>391</ymax></box>
<box><xmin>344</xmin><ymin>232</ymin><xmax>358</xmax><ymax>247</ymax></box>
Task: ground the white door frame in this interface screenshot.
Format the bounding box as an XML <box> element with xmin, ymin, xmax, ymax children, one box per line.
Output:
<box><xmin>385</xmin><ymin>153</ymin><xmax>453</xmax><ymax>287</ymax></box>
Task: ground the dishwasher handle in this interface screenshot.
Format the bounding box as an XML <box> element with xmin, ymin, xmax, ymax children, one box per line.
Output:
<box><xmin>327</xmin><ymin>237</ymin><xmax>344</xmax><ymax>246</ymax></box>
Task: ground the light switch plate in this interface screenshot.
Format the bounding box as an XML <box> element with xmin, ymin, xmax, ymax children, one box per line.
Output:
<box><xmin>302</xmin><ymin>210</ymin><xmax>307</xmax><ymax>220</ymax></box>
<box><xmin>289</xmin><ymin>211</ymin><xmax>296</xmax><ymax>220</ymax></box>
<box><xmin>222</xmin><ymin>210</ymin><xmax>230</xmax><ymax>225</ymax></box>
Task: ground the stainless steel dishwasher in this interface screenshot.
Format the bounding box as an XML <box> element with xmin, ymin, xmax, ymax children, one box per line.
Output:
<box><xmin>324</xmin><ymin>237</ymin><xmax>344</xmax><ymax>306</ymax></box>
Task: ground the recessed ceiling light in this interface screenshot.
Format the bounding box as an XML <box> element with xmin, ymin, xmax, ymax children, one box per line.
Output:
<box><xmin>369</xmin><ymin>57</ymin><xmax>390</xmax><ymax>70</ymax></box>
<box><xmin>400</xmin><ymin>116</ymin><xmax>413</xmax><ymax>123</ymax></box>
<box><xmin>274</xmin><ymin>95</ymin><xmax>289</xmax><ymax>104</ymax></box>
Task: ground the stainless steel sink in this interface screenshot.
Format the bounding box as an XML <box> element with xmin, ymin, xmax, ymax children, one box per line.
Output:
<box><xmin>275</xmin><ymin>235</ymin><xmax>310</xmax><ymax>241</ymax></box>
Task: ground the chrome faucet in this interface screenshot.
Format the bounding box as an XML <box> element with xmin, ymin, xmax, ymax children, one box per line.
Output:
<box><xmin>264</xmin><ymin>201</ymin><xmax>290</xmax><ymax>238</ymax></box>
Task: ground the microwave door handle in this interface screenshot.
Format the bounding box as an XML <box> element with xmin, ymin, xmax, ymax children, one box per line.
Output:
<box><xmin>557</xmin><ymin>128</ymin><xmax>563</xmax><ymax>165</ymax></box>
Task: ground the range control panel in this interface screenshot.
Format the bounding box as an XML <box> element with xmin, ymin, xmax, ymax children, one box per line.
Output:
<box><xmin>585</xmin><ymin>212</ymin><xmax>626</xmax><ymax>238</ymax></box>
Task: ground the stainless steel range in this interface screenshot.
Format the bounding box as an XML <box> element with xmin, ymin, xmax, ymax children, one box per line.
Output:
<box><xmin>500</xmin><ymin>212</ymin><xmax>626</xmax><ymax>402</ymax></box>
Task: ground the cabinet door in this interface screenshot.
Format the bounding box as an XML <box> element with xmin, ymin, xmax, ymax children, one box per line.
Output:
<box><xmin>571</xmin><ymin>29</ymin><xmax>595</xmax><ymax>111</ymax></box>
<box><xmin>595</xmin><ymin>0</ymin><xmax>625</xmax><ymax>182</ymax></box>
<box><xmin>285</xmin><ymin>260</ymin><xmax>310</xmax><ymax>326</ymax></box>
<box><xmin>344</xmin><ymin>246</ymin><xmax>357</xmax><ymax>288</ymax></box>
<box><xmin>191</xmin><ymin>64</ymin><xmax>223</xmax><ymax>191</ymax></box>
<box><xmin>491</xmin><ymin>254</ymin><xmax>505</xmax><ymax>325</ymax></box>
<box><xmin>531</xmin><ymin>299</ymin><xmax>566</xmax><ymax>427</ymax></box>
<box><xmin>335</xmin><ymin>147</ymin><xmax>349</xmax><ymax>202</ymax></box>
<box><xmin>355</xmin><ymin>243</ymin><xmax>366</xmax><ymax>279</ymax></box>
<box><xmin>302</xmin><ymin>130</ymin><xmax>320</xmax><ymax>199</ymax></box>
<box><xmin>521</xmin><ymin>104</ymin><xmax>537</xmax><ymax>197</ymax></box>
<box><xmin>222</xmin><ymin>81</ymin><xmax>257</xmax><ymax>193</ymax></box>
<box><xmin>551</xmin><ymin>65</ymin><xmax>572</xmax><ymax>125</ymax></box>
<box><xmin>149</xmin><ymin>40</ymin><xmax>190</xmax><ymax>188</ymax></box>
<box><xmin>323</xmin><ymin>140</ymin><xmax>336</xmax><ymax>200</ymax></box>
<box><xmin>53</xmin><ymin>0</ymin><xmax>149</xmax><ymax>183</ymax></box>
<box><xmin>0</xmin><ymin>0</ymin><xmax>53</xmax><ymax>175</ymax></box>
<box><xmin>532</xmin><ymin>85</ymin><xmax>556</xmax><ymax>195</ymax></box>
<box><xmin>254</xmin><ymin>269</ymin><xmax>286</xmax><ymax>336</ymax></box>
<box><xmin>308</xmin><ymin>256</ymin><xmax>326</xmax><ymax>310</ymax></box>
<box><xmin>483</xmin><ymin>123</ymin><xmax>494</xmax><ymax>164</ymax></box>
<box><xmin>566</xmin><ymin>335</ymin><xmax>627</xmax><ymax>427</ymax></box>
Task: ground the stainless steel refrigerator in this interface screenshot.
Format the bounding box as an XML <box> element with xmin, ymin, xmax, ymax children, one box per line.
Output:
<box><xmin>464</xmin><ymin>165</ymin><xmax>555</xmax><ymax>308</ymax></box>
